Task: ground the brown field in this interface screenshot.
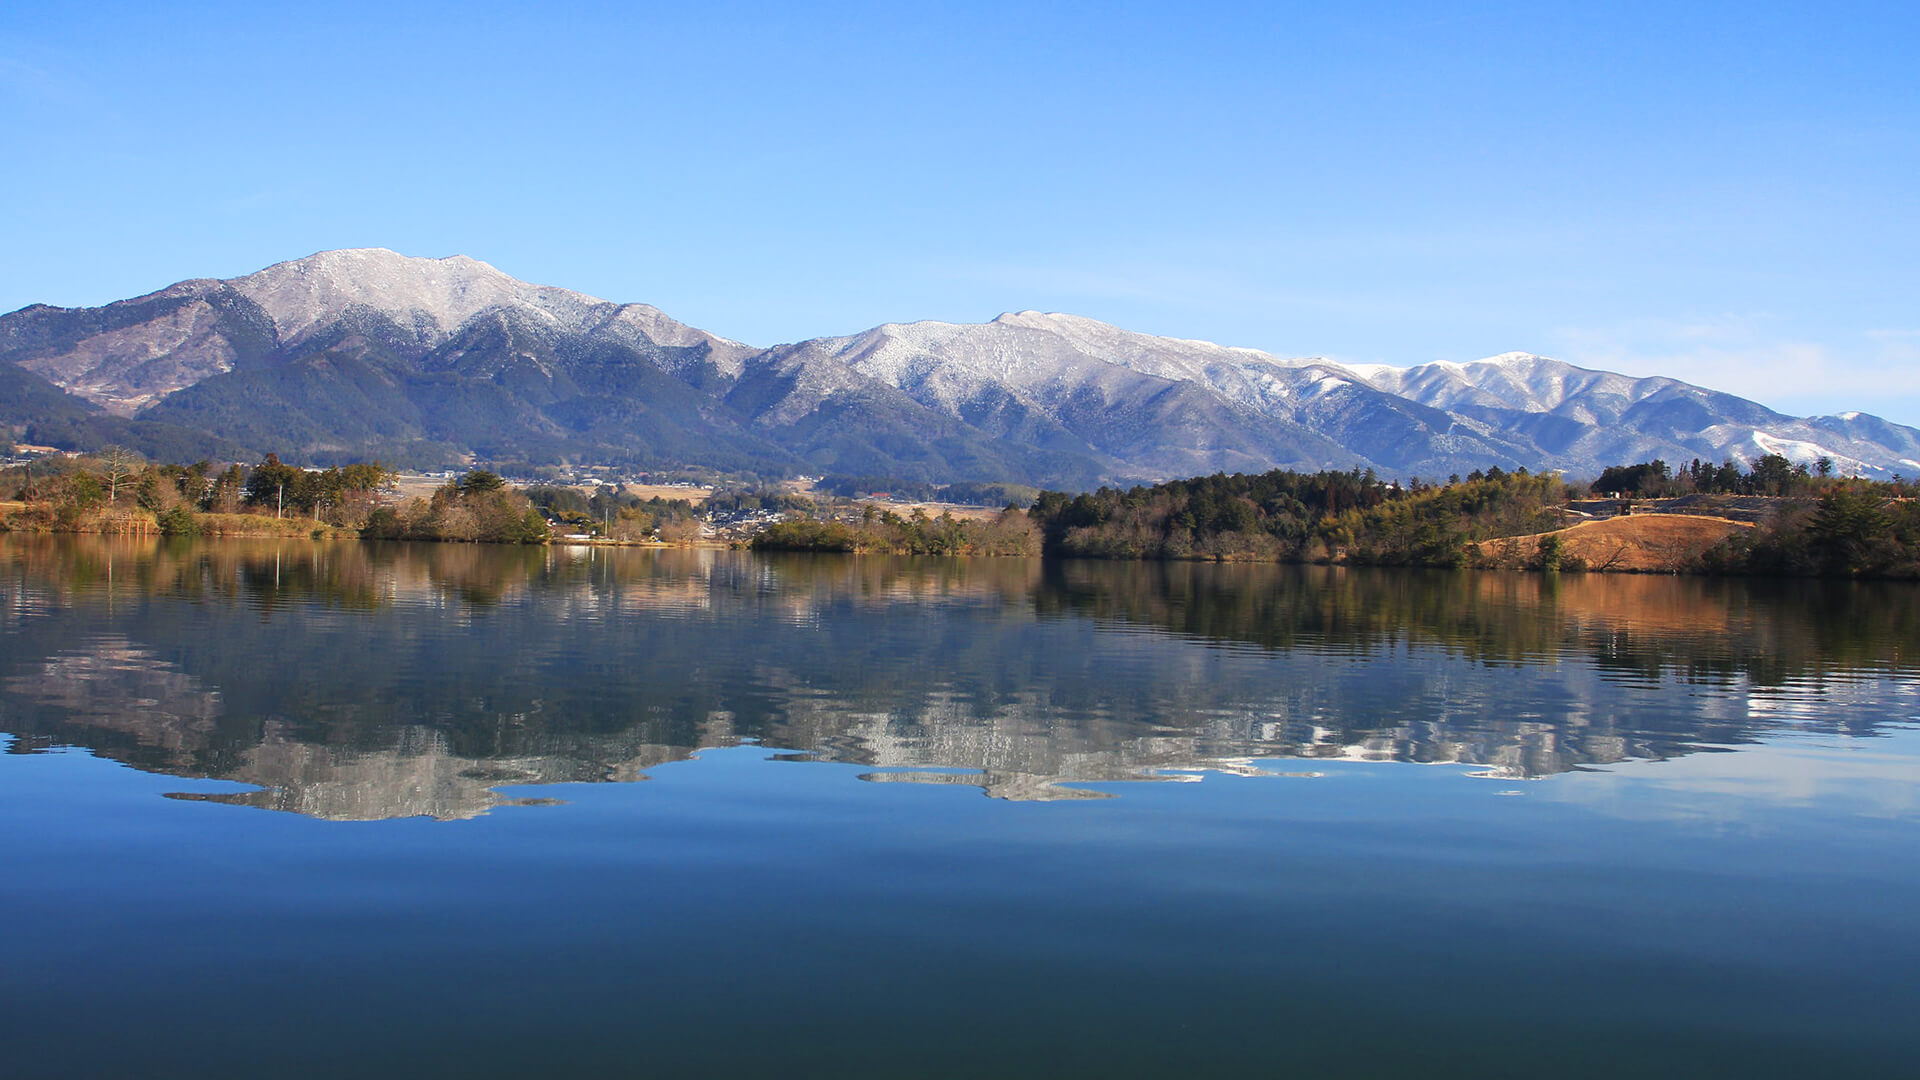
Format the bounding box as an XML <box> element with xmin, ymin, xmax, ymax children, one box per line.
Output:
<box><xmin>864</xmin><ymin>500</ymin><xmax>1006</xmax><ymax>522</ymax></box>
<box><xmin>617</xmin><ymin>484</ymin><xmax>712</xmax><ymax>505</ymax></box>
<box><xmin>391</xmin><ymin>477</ymin><xmax>712</xmax><ymax>504</ymax></box>
<box><xmin>1474</xmin><ymin>513</ymin><xmax>1753</xmax><ymax>572</ymax></box>
<box><xmin>513</xmin><ymin>482</ymin><xmax>712</xmax><ymax>505</ymax></box>
<box><xmin>390</xmin><ymin>475</ymin><xmax>449</xmax><ymax>499</ymax></box>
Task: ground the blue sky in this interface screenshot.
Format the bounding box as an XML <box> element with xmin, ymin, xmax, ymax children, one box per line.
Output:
<box><xmin>4</xmin><ymin>1</ymin><xmax>1917</xmax><ymax>424</ymax></box>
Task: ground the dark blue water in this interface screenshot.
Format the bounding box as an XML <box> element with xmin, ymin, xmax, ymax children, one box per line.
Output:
<box><xmin>2</xmin><ymin>538</ymin><xmax>1917</xmax><ymax>1077</ymax></box>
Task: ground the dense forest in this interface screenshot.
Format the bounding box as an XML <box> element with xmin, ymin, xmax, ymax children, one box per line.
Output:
<box><xmin>1023</xmin><ymin>461</ymin><xmax>1918</xmax><ymax>577</ymax></box>
<box><xmin>1029</xmin><ymin>467</ymin><xmax>1568</xmax><ymax>565</ymax></box>
<box><xmin>750</xmin><ymin>506</ymin><xmax>1040</xmax><ymax>556</ymax></box>
<box><xmin>1596</xmin><ymin>453</ymin><xmax>1833</xmax><ymax>497</ymax></box>
<box><xmin>1706</xmin><ymin>487</ymin><xmax>1920</xmax><ymax>577</ymax></box>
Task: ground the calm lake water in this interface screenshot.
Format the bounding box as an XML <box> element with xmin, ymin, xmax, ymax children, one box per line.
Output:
<box><xmin>2</xmin><ymin>537</ymin><xmax>1917</xmax><ymax>1078</ymax></box>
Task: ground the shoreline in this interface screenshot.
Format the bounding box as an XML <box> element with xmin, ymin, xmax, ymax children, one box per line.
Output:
<box><xmin>6</xmin><ymin>505</ymin><xmax>1914</xmax><ymax>579</ymax></box>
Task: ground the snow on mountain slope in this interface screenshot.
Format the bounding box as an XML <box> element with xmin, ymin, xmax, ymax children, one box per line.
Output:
<box><xmin>1354</xmin><ymin>352</ymin><xmax>1691</xmax><ymax>421</ymax></box>
<box><xmin>1353</xmin><ymin>351</ymin><xmax>1917</xmax><ymax>477</ymax></box>
<box><xmin>772</xmin><ymin>310</ymin><xmax>1366</xmax><ymax>421</ymax></box>
<box><xmin>227</xmin><ymin>249</ymin><xmax>576</xmax><ymax>344</ymax></box>
<box><xmin>9</xmin><ymin>249</ymin><xmax>1920</xmax><ymax>483</ymax></box>
<box><xmin>0</xmin><ymin>250</ymin><xmax>756</xmax><ymax>413</ymax></box>
<box><xmin>229</xmin><ymin>248</ymin><xmax>756</xmax><ymax>368</ymax></box>
<box><xmin>747</xmin><ymin>312</ymin><xmax>1540</xmax><ymax>479</ymax></box>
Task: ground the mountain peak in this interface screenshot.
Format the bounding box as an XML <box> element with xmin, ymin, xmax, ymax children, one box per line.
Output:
<box><xmin>230</xmin><ymin>248</ymin><xmax>606</xmax><ymax>344</ymax></box>
<box><xmin>277</xmin><ymin>246</ymin><xmax>495</xmax><ymax>269</ymax></box>
<box><xmin>243</xmin><ymin>248</ymin><xmax>514</xmax><ymax>291</ymax></box>
<box><xmin>1473</xmin><ymin>351</ymin><xmax>1550</xmax><ymax>369</ymax></box>
<box><xmin>992</xmin><ymin>309</ymin><xmax>1079</xmax><ymax>327</ymax></box>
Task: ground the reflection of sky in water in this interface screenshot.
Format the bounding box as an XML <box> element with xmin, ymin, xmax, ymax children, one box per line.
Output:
<box><xmin>1544</xmin><ymin>727</ymin><xmax>1920</xmax><ymax>825</ymax></box>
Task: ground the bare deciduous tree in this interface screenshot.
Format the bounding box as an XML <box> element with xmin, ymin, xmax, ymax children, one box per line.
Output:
<box><xmin>100</xmin><ymin>447</ymin><xmax>138</xmax><ymax>504</ymax></box>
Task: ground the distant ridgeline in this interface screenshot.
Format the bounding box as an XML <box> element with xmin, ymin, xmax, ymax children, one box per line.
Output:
<box><xmin>10</xmin><ymin>249</ymin><xmax>1920</xmax><ymax>487</ymax></box>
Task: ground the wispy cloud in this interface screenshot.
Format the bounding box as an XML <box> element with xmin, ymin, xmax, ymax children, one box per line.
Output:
<box><xmin>0</xmin><ymin>52</ymin><xmax>95</xmax><ymax>110</ymax></box>
<box><xmin>1546</xmin><ymin>315</ymin><xmax>1920</xmax><ymax>420</ymax></box>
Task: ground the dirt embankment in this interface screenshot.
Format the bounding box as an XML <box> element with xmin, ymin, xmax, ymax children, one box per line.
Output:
<box><xmin>1474</xmin><ymin>513</ymin><xmax>1753</xmax><ymax>573</ymax></box>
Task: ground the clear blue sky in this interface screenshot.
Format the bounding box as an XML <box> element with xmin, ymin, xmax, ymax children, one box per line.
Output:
<box><xmin>4</xmin><ymin>1</ymin><xmax>1917</xmax><ymax>424</ymax></box>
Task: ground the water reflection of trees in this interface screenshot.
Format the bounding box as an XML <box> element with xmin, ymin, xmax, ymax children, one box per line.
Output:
<box><xmin>1037</xmin><ymin>559</ymin><xmax>1918</xmax><ymax>691</ymax></box>
<box><xmin>1</xmin><ymin>538</ymin><xmax>1913</xmax><ymax>817</ymax></box>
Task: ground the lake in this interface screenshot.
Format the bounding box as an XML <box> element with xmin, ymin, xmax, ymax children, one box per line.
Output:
<box><xmin>2</xmin><ymin>537</ymin><xmax>1917</xmax><ymax>1078</ymax></box>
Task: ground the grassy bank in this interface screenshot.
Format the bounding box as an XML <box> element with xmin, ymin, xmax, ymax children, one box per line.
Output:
<box><xmin>193</xmin><ymin>512</ymin><xmax>358</xmax><ymax>539</ymax></box>
<box><xmin>0</xmin><ymin>502</ymin><xmax>356</xmax><ymax>539</ymax></box>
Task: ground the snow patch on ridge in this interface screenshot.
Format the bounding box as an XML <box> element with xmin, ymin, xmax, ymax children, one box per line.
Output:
<box><xmin>230</xmin><ymin>248</ymin><xmax>607</xmax><ymax>344</ymax></box>
<box><xmin>1750</xmin><ymin>430</ymin><xmax>1838</xmax><ymax>463</ymax></box>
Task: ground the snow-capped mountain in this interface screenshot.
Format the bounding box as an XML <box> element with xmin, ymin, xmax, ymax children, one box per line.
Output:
<box><xmin>1352</xmin><ymin>352</ymin><xmax>1918</xmax><ymax>478</ymax></box>
<box><xmin>749</xmin><ymin>312</ymin><xmax>1536</xmax><ymax>479</ymax></box>
<box><xmin>0</xmin><ymin>249</ymin><xmax>754</xmax><ymax>415</ymax></box>
<box><xmin>3</xmin><ymin>249</ymin><xmax>1917</xmax><ymax>484</ymax></box>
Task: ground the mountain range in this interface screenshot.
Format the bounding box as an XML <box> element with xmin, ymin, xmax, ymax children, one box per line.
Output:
<box><xmin>5</xmin><ymin>248</ymin><xmax>1917</xmax><ymax>486</ymax></box>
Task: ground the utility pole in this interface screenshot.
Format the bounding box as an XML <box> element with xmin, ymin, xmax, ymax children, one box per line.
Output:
<box><xmin>277</xmin><ymin>482</ymin><xmax>284</xmax><ymax>519</ymax></box>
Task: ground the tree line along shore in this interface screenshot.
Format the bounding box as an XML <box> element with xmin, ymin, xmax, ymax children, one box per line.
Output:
<box><xmin>759</xmin><ymin>455</ymin><xmax>1919</xmax><ymax>578</ymax></box>
<box><xmin>4</xmin><ymin>449</ymin><xmax>1917</xmax><ymax>578</ymax></box>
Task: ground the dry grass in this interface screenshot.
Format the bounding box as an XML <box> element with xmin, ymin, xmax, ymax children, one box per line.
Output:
<box><xmin>864</xmin><ymin>501</ymin><xmax>1006</xmax><ymax>522</ymax></box>
<box><xmin>1475</xmin><ymin>513</ymin><xmax>1753</xmax><ymax>573</ymax></box>
<box><xmin>618</xmin><ymin>484</ymin><xmax>712</xmax><ymax>505</ymax></box>
<box><xmin>392</xmin><ymin>476</ymin><xmax>713</xmax><ymax>504</ymax></box>
<box><xmin>391</xmin><ymin>475</ymin><xmax>453</xmax><ymax>499</ymax></box>
<box><xmin>193</xmin><ymin>513</ymin><xmax>355</xmax><ymax>538</ymax></box>
<box><xmin>0</xmin><ymin>503</ymin><xmax>158</xmax><ymax>534</ymax></box>
<box><xmin>511</xmin><ymin>482</ymin><xmax>713</xmax><ymax>505</ymax></box>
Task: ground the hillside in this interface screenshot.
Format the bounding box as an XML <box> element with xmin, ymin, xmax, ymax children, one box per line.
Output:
<box><xmin>7</xmin><ymin>249</ymin><xmax>1920</xmax><ymax>486</ymax></box>
<box><xmin>1472</xmin><ymin>515</ymin><xmax>1755</xmax><ymax>573</ymax></box>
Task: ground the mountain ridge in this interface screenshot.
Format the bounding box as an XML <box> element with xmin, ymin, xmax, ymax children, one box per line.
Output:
<box><xmin>4</xmin><ymin>249</ymin><xmax>1916</xmax><ymax>484</ymax></box>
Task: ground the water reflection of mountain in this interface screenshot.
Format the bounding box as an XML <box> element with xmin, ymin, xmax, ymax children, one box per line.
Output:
<box><xmin>1</xmin><ymin>537</ymin><xmax>1913</xmax><ymax>818</ymax></box>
